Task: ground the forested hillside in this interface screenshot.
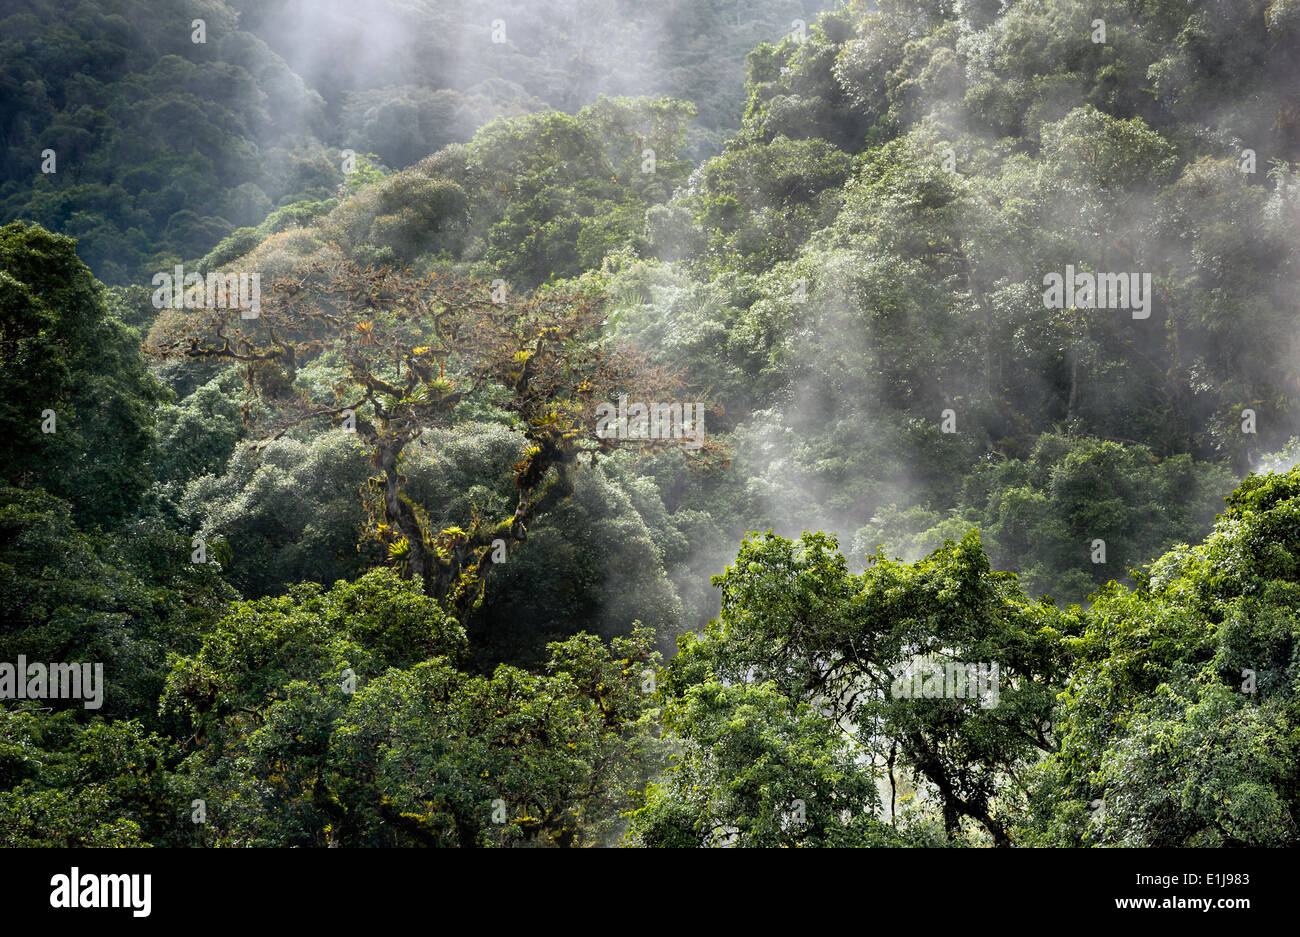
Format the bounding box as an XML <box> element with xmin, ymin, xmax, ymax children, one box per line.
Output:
<box><xmin>0</xmin><ymin>0</ymin><xmax>824</xmax><ymax>283</ymax></box>
<box><xmin>1</xmin><ymin>0</ymin><xmax>1298</xmax><ymax>849</ymax></box>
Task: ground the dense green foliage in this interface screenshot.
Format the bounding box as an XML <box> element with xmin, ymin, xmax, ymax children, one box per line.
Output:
<box><xmin>0</xmin><ymin>222</ymin><xmax>165</xmax><ymax>525</ymax></box>
<box><xmin>632</xmin><ymin>467</ymin><xmax>1300</xmax><ymax>847</ymax></box>
<box><xmin>0</xmin><ymin>0</ymin><xmax>825</xmax><ymax>284</ymax></box>
<box><xmin>0</xmin><ymin>0</ymin><xmax>338</xmax><ymax>284</ymax></box>
<box><xmin>2</xmin><ymin>0</ymin><xmax>1298</xmax><ymax>847</ymax></box>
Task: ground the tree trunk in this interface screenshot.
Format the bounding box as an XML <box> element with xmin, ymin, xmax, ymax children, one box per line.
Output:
<box><xmin>377</xmin><ymin>436</ymin><xmax>429</xmax><ymax>590</ymax></box>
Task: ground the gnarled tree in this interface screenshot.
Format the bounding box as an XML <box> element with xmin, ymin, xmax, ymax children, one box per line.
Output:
<box><xmin>148</xmin><ymin>256</ymin><xmax>713</xmax><ymax>619</ymax></box>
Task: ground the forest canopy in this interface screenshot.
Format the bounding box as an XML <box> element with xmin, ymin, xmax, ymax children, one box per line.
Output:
<box><xmin>1</xmin><ymin>0</ymin><xmax>1298</xmax><ymax>849</ymax></box>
